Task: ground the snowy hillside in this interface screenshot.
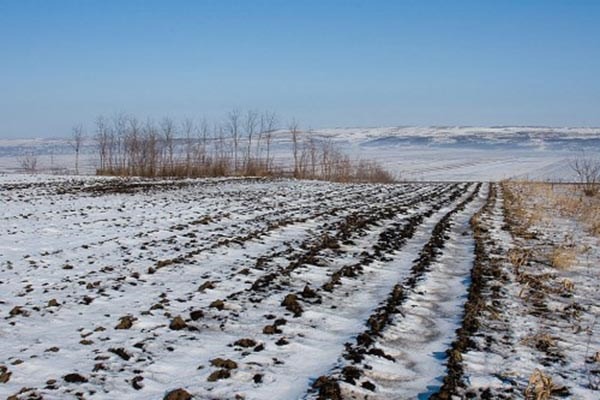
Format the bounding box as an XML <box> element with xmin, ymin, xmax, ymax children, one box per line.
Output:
<box><xmin>1</xmin><ymin>126</ymin><xmax>599</xmax><ymax>181</ymax></box>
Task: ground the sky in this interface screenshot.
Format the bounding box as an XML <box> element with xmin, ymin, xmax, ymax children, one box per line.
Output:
<box><xmin>0</xmin><ymin>0</ymin><xmax>599</xmax><ymax>138</ymax></box>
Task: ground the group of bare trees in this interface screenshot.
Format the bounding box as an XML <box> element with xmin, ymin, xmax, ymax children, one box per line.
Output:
<box><xmin>91</xmin><ymin>110</ymin><xmax>395</xmax><ymax>183</ymax></box>
<box><xmin>93</xmin><ymin>111</ymin><xmax>279</xmax><ymax>178</ymax></box>
<box><xmin>289</xmin><ymin>128</ymin><xmax>394</xmax><ymax>182</ymax></box>
<box><xmin>570</xmin><ymin>151</ymin><xmax>600</xmax><ymax>196</ymax></box>
<box><xmin>18</xmin><ymin>151</ymin><xmax>38</xmax><ymax>173</ymax></box>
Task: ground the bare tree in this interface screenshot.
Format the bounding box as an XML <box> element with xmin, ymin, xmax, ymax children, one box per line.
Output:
<box><xmin>244</xmin><ymin>110</ymin><xmax>259</xmax><ymax>173</ymax></box>
<box><xmin>308</xmin><ymin>135</ymin><xmax>318</xmax><ymax>179</ymax></box>
<box><xmin>160</xmin><ymin>117</ymin><xmax>176</xmax><ymax>174</ymax></box>
<box><xmin>95</xmin><ymin>116</ymin><xmax>109</xmax><ymax>172</ymax></box>
<box><xmin>112</xmin><ymin>113</ymin><xmax>128</xmax><ymax>173</ymax></box>
<box><xmin>226</xmin><ymin>109</ymin><xmax>241</xmax><ymax>173</ymax></box>
<box><xmin>182</xmin><ymin>118</ymin><xmax>195</xmax><ymax>176</ymax></box>
<box><xmin>126</xmin><ymin>117</ymin><xmax>142</xmax><ymax>175</ymax></box>
<box><xmin>289</xmin><ymin>119</ymin><xmax>300</xmax><ymax>177</ymax></box>
<box><xmin>570</xmin><ymin>151</ymin><xmax>600</xmax><ymax>196</ymax></box>
<box><xmin>19</xmin><ymin>151</ymin><xmax>38</xmax><ymax>173</ymax></box>
<box><xmin>143</xmin><ymin>118</ymin><xmax>160</xmax><ymax>177</ymax></box>
<box><xmin>71</xmin><ymin>124</ymin><xmax>85</xmax><ymax>174</ymax></box>
<box><xmin>260</xmin><ymin>111</ymin><xmax>277</xmax><ymax>173</ymax></box>
<box><xmin>196</xmin><ymin>118</ymin><xmax>210</xmax><ymax>169</ymax></box>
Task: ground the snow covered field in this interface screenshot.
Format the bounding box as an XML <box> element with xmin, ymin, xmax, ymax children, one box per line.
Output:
<box><xmin>1</xmin><ymin>126</ymin><xmax>599</xmax><ymax>181</ymax></box>
<box><xmin>1</xmin><ymin>175</ymin><xmax>598</xmax><ymax>399</ymax></box>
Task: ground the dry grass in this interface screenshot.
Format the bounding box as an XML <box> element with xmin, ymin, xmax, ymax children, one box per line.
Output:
<box><xmin>507</xmin><ymin>248</ymin><xmax>532</xmax><ymax>275</ymax></box>
<box><xmin>584</xmin><ymin>207</ymin><xmax>600</xmax><ymax>237</ymax></box>
<box><xmin>521</xmin><ymin>332</ymin><xmax>557</xmax><ymax>352</ymax></box>
<box><xmin>524</xmin><ymin>369</ymin><xmax>561</xmax><ymax>400</ymax></box>
<box><xmin>502</xmin><ymin>180</ymin><xmax>550</xmax><ymax>238</ymax></box>
<box><xmin>560</xmin><ymin>278</ymin><xmax>575</xmax><ymax>293</ymax></box>
<box><xmin>503</xmin><ymin>181</ymin><xmax>599</xmax><ymax>273</ymax></box>
<box><xmin>550</xmin><ymin>246</ymin><xmax>577</xmax><ymax>270</ymax></box>
<box><xmin>526</xmin><ymin>182</ymin><xmax>600</xmax><ymax>237</ymax></box>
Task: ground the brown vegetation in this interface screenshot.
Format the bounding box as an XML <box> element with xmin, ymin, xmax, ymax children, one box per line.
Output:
<box><xmin>525</xmin><ymin>369</ymin><xmax>564</xmax><ymax>400</ymax></box>
<box><xmin>92</xmin><ymin>111</ymin><xmax>395</xmax><ymax>183</ymax></box>
<box><xmin>570</xmin><ymin>152</ymin><xmax>600</xmax><ymax>196</ymax></box>
<box><xmin>503</xmin><ymin>180</ymin><xmax>600</xmax><ymax>238</ymax></box>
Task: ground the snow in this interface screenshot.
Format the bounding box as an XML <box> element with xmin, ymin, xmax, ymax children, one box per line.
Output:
<box><xmin>1</xmin><ymin>126</ymin><xmax>599</xmax><ymax>180</ymax></box>
<box><xmin>0</xmin><ymin>176</ymin><xmax>463</xmax><ymax>399</ymax></box>
<box><xmin>453</xmin><ymin>183</ymin><xmax>600</xmax><ymax>399</ymax></box>
<box><xmin>1</xmin><ymin>175</ymin><xmax>598</xmax><ymax>399</ymax></box>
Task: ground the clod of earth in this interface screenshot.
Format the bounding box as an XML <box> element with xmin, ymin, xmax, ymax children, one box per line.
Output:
<box><xmin>115</xmin><ymin>315</ymin><xmax>136</xmax><ymax>329</ymax></box>
<box><xmin>281</xmin><ymin>294</ymin><xmax>303</xmax><ymax>317</ymax></box>
<box><xmin>109</xmin><ymin>347</ymin><xmax>131</xmax><ymax>361</ymax></box>
<box><xmin>189</xmin><ymin>310</ymin><xmax>204</xmax><ymax>321</ymax></box>
<box><xmin>93</xmin><ymin>363</ymin><xmax>106</xmax><ymax>372</ymax></box>
<box><xmin>47</xmin><ymin>299</ymin><xmax>60</xmax><ymax>307</ymax></box>
<box><xmin>361</xmin><ymin>381</ymin><xmax>376</xmax><ymax>391</ymax></box>
<box><xmin>263</xmin><ymin>325</ymin><xmax>282</xmax><ymax>335</ymax></box>
<box><xmin>234</xmin><ymin>338</ymin><xmax>257</xmax><ymax>348</ymax></box>
<box><xmin>0</xmin><ymin>365</ymin><xmax>11</xmax><ymax>383</ymax></box>
<box><xmin>367</xmin><ymin>347</ymin><xmax>394</xmax><ymax>361</ymax></box>
<box><xmin>8</xmin><ymin>306</ymin><xmax>29</xmax><ymax>317</ymax></box>
<box><xmin>341</xmin><ymin>366</ymin><xmax>361</xmax><ymax>384</ymax></box>
<box><xmin>163</xmin><ymin>388</ymin><xmax>192</xmax><ymax>400</ymax></box>
<box><xmin>198</xmin><ymin>281</ymin><xmax>215</xmax><ymax>292</ymax></box>
<box><xmin>207</xmin><ymin>368</ymin><xmax>231</xmax><ymax>382</ymax></box>
<box><xmin>132</xmin><ymin>375</ymin><xmax>144</xmax><ymax>390</ymax></box>
<box><xmin>300</xmin><ymin>285</ymin><xmax>318</xmax><ymax>298</ymax></box>
<box><xmin>63</xmin><ymin>373</ymin><xmax>88</xmax><ymax>383</ymax></box>
<box><xmin>7</xmin><ymin>387</ymin><xmax>42</xmax><ymax>400</ymax></box>
<box><xmin>209</xmin><ymin>299</ymin><xmax>225</xmax><ymax>310</ymax></box>
<box><xmin>169</xmin><ymin>316</ymin><xmax>188</xmax><ymax>330</ymax></box>
<box><xmin>313</xmin><ymin>376</ymin><xmax>342</xmax><ymax>400</ymax></box>
<box><xmin>210</xmin><ymin>358</ymin><xmax>238</xmax><ymax>369</ymax></box>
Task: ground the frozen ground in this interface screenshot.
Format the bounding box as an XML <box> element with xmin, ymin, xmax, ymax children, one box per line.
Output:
<box><xmin>1</xmin><ymin>126</ymin><xmax>599</xmax><ymax>180</ymax></box>
<box><xmin>1</xmin><ymin>176</ymin><xmax>598</xmax><ymax>399</ymax></box>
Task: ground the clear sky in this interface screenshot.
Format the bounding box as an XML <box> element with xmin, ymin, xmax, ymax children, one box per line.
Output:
<box><xmin>1</xmin><ymin>0</ymin><xmax>599</xmax><ymax>138</ymax></box>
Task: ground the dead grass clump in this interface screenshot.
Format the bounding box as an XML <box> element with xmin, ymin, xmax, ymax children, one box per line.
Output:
<box><xmin>550</xmin><ymin>246</ymin><xmax>577</xmax><ymax>270</ymax></box>
<box><xmin>508</xmin><ymin>247</ymin><xmax>532</xmax><ymax>275</ymax></box>
<box><xmin>583</xmin><ymin>207</ymin><xmax>600</xmax><ymax>236</ymax></box>
<box><xmin>502</xmin><ymin>181</ymin><xmax>539</xmax><ymax>237</ymax></box>
<box><xmin>554</xmin><ymin>192</ymin><xmax>583</xmax><ymax>217</ymax></box>
<box><xmin>521</xmin><ymin>333</ymin><xmax>558</xmax><ymax>353</ymax></box>
<box><xmin>560</xmin><ymin>278</ymin><xmax>575</xmax><ymax>293</ymax></box>
<box><xmin>525</xmin><ymin>369</ymin><xmax>564</xmax><ymax>400</ymax></box>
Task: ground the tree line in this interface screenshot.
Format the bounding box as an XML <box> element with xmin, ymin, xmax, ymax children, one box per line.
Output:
<box><xmin>90</xmin><ymin>110</ymin><xmax>395</xmax><ymax>183</ymax></box>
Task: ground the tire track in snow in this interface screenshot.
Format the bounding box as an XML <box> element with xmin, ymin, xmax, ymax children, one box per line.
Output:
<box><xmin>306</xmin><ymin>183</ymin><xmax>485</xmax><ymax>400</ymax></box>
<box><xmin>183</xmin><ymin>184</ymin><xmax>475</xmax><ymax>399</ymax></box>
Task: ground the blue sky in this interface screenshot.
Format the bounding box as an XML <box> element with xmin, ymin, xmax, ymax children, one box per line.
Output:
<box><xmin>1</xmin><ymin>0</ymin><xmax>599</xmax><ymax>138</ymax></box>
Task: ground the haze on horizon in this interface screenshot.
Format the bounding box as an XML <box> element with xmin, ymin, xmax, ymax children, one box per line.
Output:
<box><xmin>1</xmin><ymin>0</ymin><xmax>599</xmax><ymax>139</ymax></box>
